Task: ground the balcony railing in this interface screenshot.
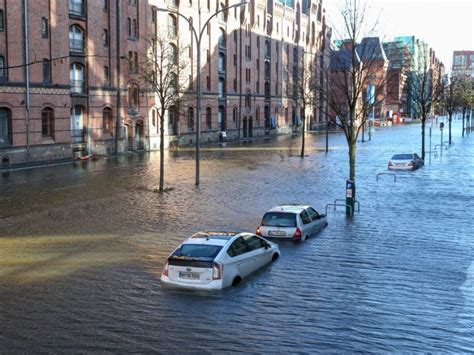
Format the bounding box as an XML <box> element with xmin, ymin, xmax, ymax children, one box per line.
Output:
<box><xmin>69</xmin><ymin>39</ymin><xmax>84</xmax><ymax>52</ymax></box>
<box><xmin>70</xmin><ymin>80</ymin><xmax>84</xmax><ymax>94</ymax></box>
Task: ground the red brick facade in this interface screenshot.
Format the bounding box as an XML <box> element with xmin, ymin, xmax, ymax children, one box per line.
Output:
<box><xmin>0</xmin><ymin>0</ymin><xmax>331</xmax><ymax>166</ymax></box>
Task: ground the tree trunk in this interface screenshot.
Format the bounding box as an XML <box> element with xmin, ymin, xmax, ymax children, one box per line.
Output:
<box><xmin>421</xmin><ymin>117</ymin><xmax>426</xmax><ymax>161</ymax></box>
<box><xmin>448</xmin><ymin>112</ymin><xmax>452</xmax><ymax>144</ymax></box>
<box><xmin>462</xmin><ymin>108</ymin><xmax>466</xmax><ymax>137</ymax></box>
<box><xmin>349</xmin><ymin>137</ymin><xmax>356</xmax><ymax>181</ymax></box>
<box><xmin>300</xmin><ymin>117</ymin><xmax>305</xmax><ymax>158</ymax></box>
<box><xmin>159</xmin><ymin>111</ymin><xmax>165</xmax><ymax>192</ymax></box>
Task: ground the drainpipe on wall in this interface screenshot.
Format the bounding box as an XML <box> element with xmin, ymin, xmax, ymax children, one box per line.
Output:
<box><xmin>114</xmin><ymin>0</ymin><xmax>122</xmax><ymax>154</ymax></box>
<box><xmin>22</xmin><ymin>0</ymin><xmax>30</xmax><ymax>162</ymax></box>
<box><xmin>238</xmin><ymin>19</ymin><xmax>243</xmax><ymax>141</ymax></box>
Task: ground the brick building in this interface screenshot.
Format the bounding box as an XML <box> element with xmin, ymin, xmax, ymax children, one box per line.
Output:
<box><xmin>0</xmin><ymin>0</ymin><xmax>331</xmax><ymax>167</ymax></box>
<box><xmin>452</xmin><ymin>50</ymin><xmax>474</xmax><ymax>78</ymax></box>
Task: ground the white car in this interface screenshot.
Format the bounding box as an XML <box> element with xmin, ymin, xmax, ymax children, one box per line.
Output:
<box><xmin>388</xmin><ymin>153</ymin><xmax>424</xmax><ymax>170</ymax></box>
<box><xmin>256</xmin><ymin>204</ymin><xmax>328</xmax><ymax>241</ymax></box>
<box><xmin>161</xmin><ymin>232</ymin><xmax>280</xmax><ymax>290</ymax></box>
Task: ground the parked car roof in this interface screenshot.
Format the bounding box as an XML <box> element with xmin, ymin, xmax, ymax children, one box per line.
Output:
<box><xmin>270</xmin><ymin>205</ymin><xmax>309</xmax><ymax>213</ymax></box>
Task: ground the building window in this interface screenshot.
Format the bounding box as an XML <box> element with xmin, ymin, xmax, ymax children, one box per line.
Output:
<box><xmin>128</xmin><ymin>51</ymin><xmax>133</xmax><ymax>73</ymax></box>
<box><xmin>0</xmin><ymin>56</ymin><xmax>5</xmax><ymax>80</ymax></box>
<box><xmin>43</xmin><ymin>59</ymin><xmax>51</xmax><ymax>83</ymax></box>
<box><xmin>70</xmin><ymin>63</ymin><xmax>84</xmax><ymax>93</ymax></box>
<box><xmin>128</xmin><ymin>85</ymin><xmax>139</xmax><ymax>110</ymax></box>
<box><xmin>0</xmin><ymin>9</ymin><xmax>4</xmax><ymax>31</ymax></box>
<box><xmin>218</xmin><ymin>29</ymin><xmax>226</xmax><ymax>48</ymax></box>
<box><xmin>232</xmin><ymin>107</ymin><xmax>237</xmax><ymax>123</ymax></box>
<box><xmin>41</xmin><ymin>17</ymin><xmax>49</xmax><ymax>38</ymax></box>
<box><xmin>134</xmin><ymin>52</ymin><xmax>138</xmax><ymax>73</ymax></box>
<box><xmin>69</xmin><ymin>25</ymin><xmax>84</xmax><ymax>52</ymax></box>
<box><xmin>103</xmin><ymin>29</ymin><xmax>109</xmax><ymax>47</ymax></box>
<box><xmin>168</xmin><ymin>15</ymin><xmax>177</xmax><ymax>37</ymax></box>
<box><xmin>69</xmin><ymin>0</ymin><xmax>84</xmax><ymax>16</ymax></box>
<box><xmin>151</xmin><ymin>109</ymin><xmax>158</xmax><ymax>133</ymax></box>
<box><xmin>218</xmin><ymin>53</ymin><xmax>225</xmax><ymax>72</ymax></box>
<box><xmin>206</xmin><ymin>107</ymin><xmax>212</xmax><ymax>129</ymax></box>
<box><xmin>132</xmin><ymin>19</ymin><xmax>137</xmax><ymax>38</ymax></box>
<box><xmin>264</xmin><ymin>40</ymin><xmax>270</xmax><ymax>58</ymax></box>
<box><xmin>103</xmin><ymin>0</ymin><xmax>109</xmax><ymax>10</ymax></box>
<box><xmin>127</xmin><ymin>18</ymin><xmax>131</xmax><ymax>37</ymax></box>
<box><xmin>0</xmin><ymin>107</ymin><xmax>12</xmax><ymax>146</ymax></box>
<box><xmin>245</xmin><ymin>91</ymin><xmax>251</xmax><ymax>108</ymax></box>
<box><xmin>218</xmin><ymin>2</ymin><xmax>226</xmax><ymax>22</ymax></box>
<box><xmin>170</xmin><ymin>44</ymin><xmax>178</xmax><ymax>64</ymax></box>
<box><xmin>218</xmin><ymin>105</ymin><xmax>226</xmax><ymax>131</ymax></box>
<box><xmin>170</xmin><ymin>0</ymin><xmax>179</xmax><ymax>7</ymax></box>
<box><xmin>256</xmin><ymin>107</ymin><xmax>260</xmax><ymax>126</ymax></box>
<box><xmin>188</xmin><ymin>107</ymin><xmax>194</xmax><ymax>131</ymax></box>
<box><xmin>103</xmin><ymin>107</ymin><xmax>113</xmax><ymax>134</ymax></box>
<box><xmin>71</xmin><ymin>106</ymin><xmax>84</xmax><ymax>143</ymax></box>
<box><xmin>41</xmin><ymin>107</ymin><xmax>54</xmax><ymax>139</ymax></box>
<box><xmin>104</xmin><ymin>65</ymin><xmax>110</xmax><ymax>85</ymax></box>
<box><xmin>218</xmin><ymin>78</ymin><xmax>225</xmax><ymax>98</ymax></box>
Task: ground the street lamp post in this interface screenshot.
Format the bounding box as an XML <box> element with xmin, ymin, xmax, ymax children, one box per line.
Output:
<box><xmin>158</xmin><ymin>1</ymin><xmax>248</xmax><ymax>186</ymax></box>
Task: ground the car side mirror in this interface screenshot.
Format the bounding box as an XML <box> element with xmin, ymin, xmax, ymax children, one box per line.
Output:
<box><xmin>265</xmin><ymin>243</ymin><xmax>270</xmax><ymax>249</ymax></box>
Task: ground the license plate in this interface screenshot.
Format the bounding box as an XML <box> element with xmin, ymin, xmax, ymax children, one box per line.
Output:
<box><xmin>268</xmin><ymin>230</ymin><xmax>286</xmax><ymax>236</ymax></box>
<box><xmin>179</xmin><ymin>271</ymin><xmax>200</xmax><ymax>280</ymax></box>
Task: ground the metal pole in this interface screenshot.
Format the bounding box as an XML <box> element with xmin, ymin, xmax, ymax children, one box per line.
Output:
<box><xmin>440</xmin><ymin>127</ymin><xmax>443</xmax><ymax>158</ymax></box>
<box><xmin>23</xmin><ymin>0</ymin><xmax>30</xmax><ymax>162</ymax></box>
<box><xmin>429</xmin><ymin>125</ymin><xmax>431</xmax><ymax>164</ymax></box>
<box><xmin>115</xmin><ymin>0</ymin><xmax>121</xmax><ymax>154</ymax></box>
<box><xmin>325</xmin><ymin>119</ymin><xmax>329</xmax><ymax>153</ymax></box>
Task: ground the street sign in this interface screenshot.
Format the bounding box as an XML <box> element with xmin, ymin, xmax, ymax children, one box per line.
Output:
<box><xmin>440</xmin><ymin>122</ymin><xmax>444</xmax><ymax>130</ymax></box>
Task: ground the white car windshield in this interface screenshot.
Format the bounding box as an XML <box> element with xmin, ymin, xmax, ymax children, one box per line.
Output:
<box><xmin>174</xmin><ymin>244</ymin><xmax>223</xmax><ymax>258</ymax></box>
<box><xmin>261</xmin><ymin>212</ymin><xmax>297</xmax><ymax>227</ymax></box>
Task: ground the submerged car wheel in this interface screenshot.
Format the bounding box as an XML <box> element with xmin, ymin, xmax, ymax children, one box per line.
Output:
<box><xmin>232</xmin><ymin>276</ymin><xmax>242</xmax><ymax>287</ymax></box>
<box><xmin>300</xmin><ymin>235</ymin><xmax>307</xmax><ymax>242</ymax></box>
<box><xmin>272</xmin><ymin>253</ymin><xmax>279</xmax><ymax>262</ymax></box>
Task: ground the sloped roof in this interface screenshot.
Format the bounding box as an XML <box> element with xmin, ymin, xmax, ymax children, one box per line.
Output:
<box><xmin>330</xmin><ymin>48</ymin><xmax>361</xmax><ymax>71</ymax></box>
<box><xmin>356</xmin><ymin>37</ymin><xmax>387</xmax><ymax>62</ymax></box>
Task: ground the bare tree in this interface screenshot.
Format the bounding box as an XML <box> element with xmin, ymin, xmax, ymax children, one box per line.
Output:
<box><xmin>441</xmin><ymin>75</ymin><xmax>462</xmax><ymax>144</ymax></box>
<box><xmin>407</xmin><ymin>46</ymin><xmax>444</xmax><ymax>159</ymax></box>
<box><xmin>290</xmin><ymin>53</ymin><xmax>319</xmax><ymax>158</ymax></box>
<box><xmin>316</xmin><ymin>0</ymin><xmax>387</xmax><ymax>215</ymax></box>
<box><xmin>139</xmin><ymin>35</ymin><xmax>190</xmax><ymax>192</ymax></box>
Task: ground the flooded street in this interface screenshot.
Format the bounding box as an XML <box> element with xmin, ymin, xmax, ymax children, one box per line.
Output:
<box><xmin>1</xmin><ymin>122</ymin><xmax>473</xmax><ymax>352</ymax></box>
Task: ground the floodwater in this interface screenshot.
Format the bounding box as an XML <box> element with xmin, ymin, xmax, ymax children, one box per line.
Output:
<box><xmin>1</xmin><ymin>121</ymin><xmax>473</xmax><ymax>352</ymax></box>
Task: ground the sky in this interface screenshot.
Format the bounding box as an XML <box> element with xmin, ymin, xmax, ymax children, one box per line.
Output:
<box><xmin>324</xmin><ymin>0</ymin><xmax>474</xmax><ymax>72</ymax></box>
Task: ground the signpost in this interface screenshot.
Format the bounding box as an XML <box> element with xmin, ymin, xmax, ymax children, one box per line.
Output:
<box><xmin>440</xmin><ymin>122</ymin><xmax>444</xmax><ymax>157</ymax></box>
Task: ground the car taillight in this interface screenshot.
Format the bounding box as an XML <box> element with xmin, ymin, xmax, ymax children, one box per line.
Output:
<box><xmin>256</xmin><ymin>226</ymin><xmax>261</xmax><ymax>236</ymax></box>
<box><xmin>213</xmin><ymin>262</ymin><xmax>223</xmax><ymax>280</ymax></box>
<box><xmin>162</xmin><ymin>261</ymin><xmax>169</xmax><ymax>277</ymax></box>
<box><xmin>293</xmin><ymin>227</ymin><xmax>302</xmax><ymax>239</ymax></box>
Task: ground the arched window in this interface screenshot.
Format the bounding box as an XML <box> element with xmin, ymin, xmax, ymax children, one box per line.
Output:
<box><xmin>70</xmin><ymin>63</ymin><xmax>84</xmax><ymax>93</ymax></box>
<box><xmin>219</xmin><ymin>3</ymin><xmax>226</xmax><ymax>22</ymax></box>
<box><xmin>41</xmin><ymin>107</ymin><xmax>54</xmax><ymax>139</ymax></box>
<box><xmin>132</xmin><ymin>19</ymin><xmax>137</xmax><ymax>38</ymax></box>
<box><xmin>168</xmin><ymin>15</ymin><xmax>177</xmax><ymax>37</ymax></box>
<box><xmin>103</xmin><ymin>107</ymin><xmax>113</xmax><ymax>134</ymax></box>
<box><xmin>218</xmin><ymin>53</ymin><xmax>225</xmax><ymax>72</ymax></box>
<box><xmin>206</xmin><ymin>107</ymin><xmax>212</xmax><ymax>129</ymax></box>
<box><xmin>69</xmin><ymin>0</ymin><xmax>84</xmax><ymax>16</ymax></box>
<box><xmin>69</xmin><ymin>25</ymin><xmax>84</xmax><ymax>52</ymax></box>
<box><xmin>187</xmin><ymin>107</ymin><xmax>194</xmax><ymax>131</ymax></box>
<box><xmin>218</xmin><ymin>29</ymin><xmax>226</xmax><ymax>48</ymax></box>
<box><xmin>0</xmin><ymin>107</ymin><xmax>12</xmax><ymax>146</ymax></box>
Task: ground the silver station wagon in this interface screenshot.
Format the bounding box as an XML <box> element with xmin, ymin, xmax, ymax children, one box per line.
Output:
<box><xmin>256</xmin><ymin>204</ymin><xmax>328</xmax><ymax>241</ymax></box>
